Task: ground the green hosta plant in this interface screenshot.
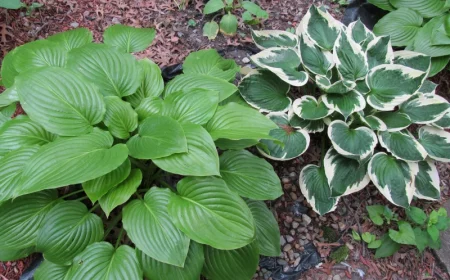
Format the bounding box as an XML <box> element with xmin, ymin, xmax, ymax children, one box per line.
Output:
<box><xmin>239</xmin><ymin>5</ymin><xmax>450</xmax><ymax>215</ymax></box>
<box><xmin>353</xmin><ymin>205</ymin><xmax>450</xmax><ymax>258</ymax></box>
<box><xmin>202</xmin><ymin>0</ymin><xmax>268</xmax><ymax>40</ymax></box>
<box><xmin>370</xmin><ymin>0</ymin><xmax>450</xmax><ymax>76</ymax></box>
<box><xmin>0</xmin><ymin>25</ymin><xmax>283</xmax><ymax>279</ymax></box>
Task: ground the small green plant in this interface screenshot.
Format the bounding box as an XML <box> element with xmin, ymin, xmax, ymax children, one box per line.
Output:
<box><xmin>330</xmin><ymin>245</ymin><xmax>349</xmax><ymax>263</ymax></box>
<box><xmin>353</xmin><ymin>205</ymin><xmax>450</xmax><ymax>258</ymax></box>
<box><xmin>0</xmin><ymin>25</ymin><xmax>283</xmax><ymax>279</ymax></box>
<box><xmin>202</xmin><ymin>0</ymin><xmax>268</xmax><ymax>40</ymax></box>
<box><xmin>239</xmin><ymin>5</ymin><xmax>450</xmax><ymax>216</ymax></box>
<box><xmin>0</xmin><ymin>0</ymin><xmax>42</xmax><ymax>14</ymax></box>
<box><xmin>370</xmin><ymin>0</ymin><xmax>450</xmax><ymax>76</ymax></box>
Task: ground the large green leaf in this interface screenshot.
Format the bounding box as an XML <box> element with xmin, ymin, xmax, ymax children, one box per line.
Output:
<box><xmin>429</xmin><ymin>56</ymin><xmax>450</xmax><ymax>77</ymax></box>
<box><xmin>366</xmin><ymin>64</ymin><xmax>426</xmax><ymax>111</ymax></box>
<box><xmin>418</xmin><ymin>126</ymin><xmax>450</xmax><ymax>162</ymax></box>
<box><xmin>182</xmin><ymin>49</ymin><xmax>239</xmax><ymax>81</ymax></box>
<box><xmin>373</xmin><ymin>8</ymin><xmax>423</xmax><ymax>47</ymax></box>
<box><xmin>390</xmin><ymin>0</ymin><xmax>448</xmax><ymax>18</ymax></box>
<box><xmin>138</xmin><ymin>241</ymin><xmax>204</xmax><ymax>280</ymax></box>
<box><xmin>219</xmin><ymin>149</ymin><xmax>282</xmax><ymax>200</ymax></box>
<box><xmin>322</xmin><ymin>91</ymin><xmax>366</xmax><ymax>119</ymax></box>
<box><xmin>135</xmin><ymin>97</ymin><xmax>164</xmax><ymax>121</ymax></box>
<box><xmin>0</xmin><ymin>116</ymin><xmax>56</xmax><ymax>156</ymax></box>
<box><xmin>378</xmin><ymin>130</ymin><xmax>427</xmax><ymax>161</ymax></box>
<box><xmin>165</xmin><ymin>73</ymin><xmax>237</xmax><ymax>102</ymax></box>
<box><xmin>389</xmin><ymin>221</ymin><xmax>416</xmax><ymax>245</ymax></box>
<box><xmin>400</xmin><ymin>94</ymin><xmax>450</xmax><ymax>124</ymax></box>
<box><xmin>103</xmin><ymin>24</ymin><xmax>155</xmax><ymax>53</ymax></box>
<box><xmin>334</xmin><ymin>31</ymin><xmax>368</xmax><ymax>81</ymax></box>
<box><xmin>36</xmin><ymin>201</ymin><xmax>103</xmax><ymax>265</ymax></box>
<box><xmin>153</xmin><ymin>123</ymin><xmax>220</xmax><ymax>176</ymax></box>
<box><xmin>251</xmin><ymin>30</ymin><xmax>298</xmax><ymax>49</ymax></box>
<box><xmin>0</xmin><ymin>146</ymin><xmax>39</xmax><ymax>203</ymax></box>
<box><xmin>324</xmin><ymin>147</ymin><xmax>370</xmax><ymax>197</ymax></box>
<box><xmin>13</xmin><ymin>40</ymin><xmax>67</xmax><ymax>73</ymax></box>
<box><xmin>368</xmin><ymin>153</ymin><xmax>414</xmax><ymax>208</ymax></box>
<box><xmin>328</xmin><ymin>120</ymin><xmax>377</xmax><ymax>160</ymax></box>
<box><xmin>367</xmin><ymin>0</ymin><xmax>395</xmax><ymax>11</ymax></box>
<box><xmin>245</xmin><ymin>199</ymin><xmax>281</xmax><ymax>256</ymax></box>
<box><xmin>297</xmin><ymin>5</ymin><xmax>344</xmax><ymax>51</ymax></box>
<box><xmin>292</xmin><ymin>95</ymin><xmax>333</xmax><ymax>120</ymax></box>
<box><xmin>215</xmin><ymin>138</ymin><xmax>259</xmax><ymax>150</ymax></box>
<box><xmin>298</xmin><ymin>34</ymin><xmax>334</xmax><ymax>76</ymax></box>
<box><xmin>409</xmin><ymin>160</ymin><xmax>440</xmax><ymax>200</ymax></box>
<box><xmin>299</xmin><ymin>165</ymin><xmax>338</xmax><ymax>215</ymax></box>
<box><xmin>126</xmin><ymin>115</ymin><xmax>187</xmax><ymax>160</ymax></box>
<box><xmin>393</xmin><ymin>50</ymin><xmax>431</xmax><ymax>74</ymax></box>
<box><xmin>126</xmin><ymin>59</ymin><xmax>164</xmax><ymax>108</ymax></box>
<box><xmin>123</xmin><ymin>188</ymin><xmax>190</xmax><ymax>267</ymax></box>
<box><xmin>67</xmin><ymin>43</ymin><xmax>141</xmax><ymax>97</ymax></box>
<box><xmin>34</xmin><ymin>261</ymin><xmax>70</xmax><ymax>280</ymax></box>
<box><xmin>0</xmin><ymin>86</ymin><xmax>19</xmax><ymax>107</ymax></box>
<box><xmin>203</xmin><ymin>0</ymin><xmax>225</xmax><ymax>14</ymax></box>
<box><xmin>238</xmin><ymin>69</ymin><xmax>291</xmax><ymax>113</ymax></box>
<box><xmin>103</xmin><ymin>96</ymin><xmax>138</xmax><ymax>139</ymax></box>
<box><xmin>17</xmin><ymin>129</ymin><xmax>129</xmax><ymax>196</ymax></box>
<box><xmin>82</xmin><ymin>159</ymin><xmax>131</xmax><ymax>203</ymax></box>
<box><xmin>206</xmin><ymin>102</ymin><xmax>277</xmax><ymax>140</ymax></box>
<box><xmin>162</xmin><ymin>88</ymin><xmax>219</xmax><ymax>125</ymax></box>
<box><xmin>1</xmin><ymin>50</ymin><xmax>18</xmax><ymax>88</ymax></box>
<box><xmin>203</xmin><ymin>241</ymin><xmax>259</xmax><ymax>280</ymax></box>
<box><xmin>0</xmin><ymin>190</ymin><xmax>58</xmax><ymax>250</ymax></box>
<box><xmin>0</xmin><ymin>0</ymin><xmax>24</xmax><ymax>9</ymax></box>
<box><xmin>16</xmin><ymin>66</ymin><xmax>105</xmax><ymax>136</ymax></box>
<box><xmin>47</xmin><ymin>28</ymin><xmax>93</xmax><ymax>51</ymax></box>
<box><xmin>411</xmin><ymin>16</ymin><xmax>450</xmax><ymax>57</ymax></box>
<box><xmin>99</xmin><ymin>169</ymin><xmax>142</xmax><ymax>217</ymax></box>
<box><xmin>250</xmin><ymin>47</ymin><xmax>309</xmax><ymax>86</ymax></box>
<box><xmin>168</xmin><ymin>177</ymin><xmax>255</xmax><ymax>249</ymax></box>
<box><xmin>0</xmin><ymin>247</ymin><xmax>34</xmax><ymax>262</ymax></box>
<box><xmin>220</xmin><ymin>13</ymin><xmax>238</xmax><ymax>36</ymax></box>
<box><xmin>67</xmin><ymin>242</ymin><xmax>142</xmax><ymax>280</ymax></box>
<box><xmin>366</xmin><ymin>36</ymin><xmax>394</xmax><ymax>69</ymax></box>
<box><xmin>372</xmin><ymin>111</ymin><xmax>412</xmax><ymax>131</ymax></box>
<box><xmin>375</xmin><ymin>234</ymin><xmax>401</xmax><ymax>258</ymax></box>
<box><xmin>258</xmin><ymin>113</ymin><xmax>310</xmax><ymax>161</ymax></box>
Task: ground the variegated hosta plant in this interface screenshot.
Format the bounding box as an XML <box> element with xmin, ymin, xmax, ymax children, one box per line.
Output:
<box><xmin>239</xmin><ymin>5</ymin><xmax>450</xmax><ymax>215</ymax></box>
<box><xmin>0</xmin><ymin>26</ymin><xmax>284</xmax><ymax>279</ymax></box>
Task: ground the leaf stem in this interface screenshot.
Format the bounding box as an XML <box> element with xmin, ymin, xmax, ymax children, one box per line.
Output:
<box><xmin>59</xmin><ymin>189</ymin><xmax>84</xmax><ymax>199</ymax></box>
<box><xmin>115</xmin><ymin>227</ymin><xmax>124</xmax><ymax>249</ymax></box>
<box><xmin>89</xmin><ymin>203</ymin><xmax>100</xmax><ymax>213</ymax></box>
<box><xmin>320</xmin><ymin>132</ymin><xmax>326</xmax><ymax>166</ymax></box>
<box><xmin>158</xmin><ymin>180</ymin><xmax>177</xmax><ymax>193</ymax></box>
<box><xmin>104</xmin><ymin>213</ymin><xmax>122</xmax><ymax>239</ymax></box>
<box><xmin>74</xmin><ymin>196</ymin><xmax>89</xmax><ymax>201</ymax></box>
<box><xmin>135</xmin><ymin>192</ymin><xmax>143</xmax><ymax>200</ymax></box>
<box><xmin>130</xmin><ymin>158</ymin><xmax>147</xmax><ymax>171</ymax></box>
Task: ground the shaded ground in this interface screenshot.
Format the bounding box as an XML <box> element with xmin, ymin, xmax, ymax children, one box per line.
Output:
<box><xmin>1</xmin><ymin>1</ymin><xmax>450</xmax><ymax>280</ymax></box>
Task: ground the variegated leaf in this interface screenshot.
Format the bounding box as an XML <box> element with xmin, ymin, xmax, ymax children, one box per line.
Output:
<box><xmin>418</xmin><ymin>80</ymin><xmax>438</xmax><ymax>97</ymax></box>
<box><xmin>251</xmin><ymin>30</ymin><xmax>298</xmax><ymax>49</ymax></box>
<box><xmin>352</xmin><ymin>112</ymin><xmax>387</xmax><ymax>131</ymax></box>
<box><xmin>250</xmin><ymin>47</ymin><xmax>309</xmax><ymax>86</ymax></box>
<box><xmin>408</xmin><ymin>160</ymin><xmax>440</xmax><ymax>200</ymax></box>
<box><xmin>366</xmin><ymin>36</ymin><xmax>394</xmax><ymax>69</ymax></box>
<box><xmin>324</xmin><ymin>147</ymin><xmax>370</xmax><ymax>197</ymax></box>
<box><xmin>297</xmin><ymin>6</ymin><xmax>344</xmax><ymax>51</ymax></box>
<box><xmin>289</xmin><ymin>113</ymin><xmax>325</xmax><ymax>133</ymax></box>
<box><xmin>238</xmin><ymin>69</ymin><xmax>291</xmax><ymax>113</ymax></box>
<box><xmin>372</xmin><ymin>111</ymin><xmax>412</xmax><ymax>131</ymax></box>
<box><xmin>378</xmin><ymin>130</ymin><xmax>428</xmax><ymax>162</ymax></box>
<box><xmin>368</xmin><ymin>152</ymin><xmax>415</xmax><ymax>208</ymax></box>
<box><xmin>366</xmin><ymin>64</ymin><xmax>426</xmax><ymax>111</ymax></box>
<box><xmin>347</xmin><ymin>20</ymin><xmax>375</xmax><ymax>49</ymax></box>
<box><xmin>292</xmin><ymin>96</ymin><xmax>333</xmax><ymax>120</ymax></box>
<box><xmin>333</xmin><ymin>31</ymin><xmax>368</xmax><ymax>81</ymax></box>
<box><xmin>257</xmin><ymin>113</ymin><xmax>310</xmax><ymax>161</ymax></box>
<box><xmin>315</xmin><ymin>75</ymin><xmax>356</xmax><ymax>94</ymax></box>
<box><xmin>418</xmin><ymin>126</ymin><xmax>450</xmax><ymax>162</ymax></box>
<box><xmin>433</xmin><ymin>111</ymin><xmax>450</xmax><ymax>129</ymax></box>
<box><xmin>354</xmin><ymin>80</ymin><xmax>371</xmax><ymax>95</ymax></box>
<box><xmin>299</xmin><ymin>165</ymin><xmax>339</xmax><ymax>215</ymax></box>
<box><xmin>328</xmin><ymin>120</ymin><xmax>377</xmax><ymax>160</ymax></box>
<box><xmin>298</xmin><ymin>34</ymin><xmax>334</xmax><ymax>76</ymax></box>
<box><xmin>393</xmin><ymin>51</ymin><xmax>431</xmax><ymax>74</ymax></box>
<box><xmin>399</xmin><ymin>94</ymin><xmax>450</xmax><ymax>124</ymax></box>
<box><xmin>322</xmin><ymin>91</ymin><xmax>366</xmax><ymax>119</ymax></box>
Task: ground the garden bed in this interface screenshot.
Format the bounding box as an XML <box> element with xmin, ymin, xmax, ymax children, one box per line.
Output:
<box><xmin>1</xmin><ymin>1</ymin><xmax>450</xmax><ymax>280</ymax></box>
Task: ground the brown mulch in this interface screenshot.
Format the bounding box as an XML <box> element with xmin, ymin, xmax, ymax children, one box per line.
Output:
<box><xmin>1</xmin><ymin>1</ymin><xmax>450</xmax><ymax>280</ymax></box>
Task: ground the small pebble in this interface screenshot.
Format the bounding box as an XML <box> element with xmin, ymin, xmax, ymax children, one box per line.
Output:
<box><xmin>282</xmin><ymin>177</ymin><xmax>290</xmax><ymax>184</ymax></box>
<box><xmin>293</xmin><ymin>257</ymin><xmax>301</xmax><ymax>266</ymax></box>
<box><xmin>302</xmin><ymin>214</ymin><xmax>312</xmax><ymax>226</ymax></box>
<box><xmin>286</xmin><ymin>235</ymin><xmax>294</xmax><ymax>243</ymax></box>
<box><xmin>333</xmin><ymin>275</ymin><xmax>341</xmax><ymax>280</ymax></box>
<box><xmin>70</xmin><ymin>22</ymin><xmax>79</xmax><ymax>28</ymax></box>
<box><xmin>277</xmin><ymin>259</ymin><xmax>287</xmax><ymax>266</ymax></box>
<box><xmin>285</xmin><ymin>215</ymin><xmax>293</xmax><ymax>223</ymax></box>
<box><xmin>283</xmin><ymin>244</ymin><xmax>292</xmax><ymax>252</ymax></box>
<box><xmin>338</xmin><ymin>222</ymin><xmax>346</xmax><ymax>231</ymax></box>
<box><xmin>289</xmin><ymin>172</ymin><xmax>297</xmax><ymax>178</ymax></box>
<box><xmin>292</xmin><ymin>221</ymin><xmax>300</xmax><ymax>229</ymax></box>
<box><xmin>242</xmin><ymin>57</ymin><xmax>250</xmax><ymax>63</ymax></box>
<box><xmin>280</xmin><ymin>236</ymin><xmax>287</xmax><ymax>246</ymax></box>
<box><xmin>290</xmin><ymin>192</ymin><xmax>298</xmax><ymax>200</ymax></box>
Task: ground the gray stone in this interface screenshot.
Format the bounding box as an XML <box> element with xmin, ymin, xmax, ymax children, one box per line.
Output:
<box><xmin>280</xmin><ymin>236</ymin><xmax>287</xmax><ymax>246</ymax></box>
<box><xmin>292</xmin><ymin>221</ymin><xmax>300</xmax><ymax>229</ymax></box>
<box><xmin>70</xmin><ymin>22</ymin><xmax>79</xmax><ymax>28</ymax></box>
<box><xmin>242</xmin><ymin>57</ymin><xmax>250</xmax><ymax>63</ymax></box>
<box><xmin>302</xmin><ymin>214</ymin><xmax>312</xmax><ymax>226</ymax></box>
<box><xmin>283</xmin><ymin>244</ymin><xmax>292</xmax><ymax>252</ymax></box>
<box><xmin>435</xmin><ymin>200</ymin><xmax>450</xmax><ymax>272</ymax></box>
<box><xmin>286</xmin><ymin>235</ymin><xmax>294</xmax><ymax>243</ymax></box>
<box><xmin>277</xmin><ymin>259</ymin><xmax>288</xmax><ymax>266</ymax></box>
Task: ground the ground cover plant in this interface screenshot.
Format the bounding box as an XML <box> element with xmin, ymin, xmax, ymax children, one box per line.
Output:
<box><xmin>0</xmin><ymin>25</ymin><xmax>285</xmax><ymax>279</ymax></box>
<box><xmin>202</xmin><ymin>0</ymin><xmax>268</xmax><ymax>39</ymax></box>
<box><xmin>370</xmin><ymin>0</ymin><xmax>450</xmax><ymax>76</ymax></box>
<box><xmin>239</xmin><ymin>5</ymin><xmax>450</xmax><ymax>218</ymax></box>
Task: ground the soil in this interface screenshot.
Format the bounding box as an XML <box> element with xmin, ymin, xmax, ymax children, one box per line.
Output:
<box><xmin>1</xmin><ymin>0</ymin><xmax>450</xmax><ymax>280</ymax></box>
